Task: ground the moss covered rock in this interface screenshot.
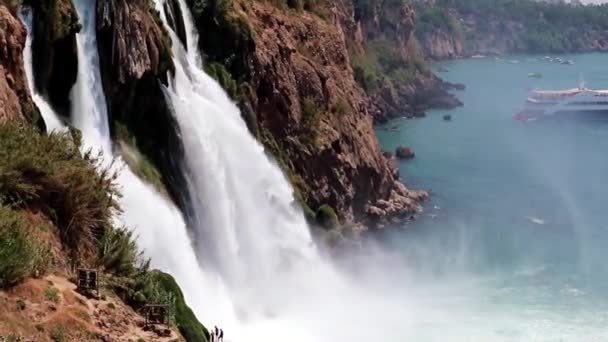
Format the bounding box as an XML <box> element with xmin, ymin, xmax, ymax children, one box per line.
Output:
<box><xmin>315</xmin><ymin>204</ymin><xmax>338</xmax><ymax>230</ymax></box>
<box><xmin>125</xmin><ymin>270</ymin><xmax>209</xmax><ymax>342</ymax></box>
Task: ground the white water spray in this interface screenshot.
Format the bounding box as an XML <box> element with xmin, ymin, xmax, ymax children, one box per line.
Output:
<box><xmin>21</xmin><ymin>10</ymin><xmax>64</xmax><ymax>132</ymax></box>
<box><xmin>69</xmin><ymin>0</ymin><xmax>215</xmax><ymax>319</ymax></box>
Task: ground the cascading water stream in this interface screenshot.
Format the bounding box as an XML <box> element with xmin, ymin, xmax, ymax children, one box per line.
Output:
<box><xmin>21</xmin><ymin>10</ymin><xmax>64</xmax><ymax>132</ymax></box>
<box><xmin>150</xmin><ymin>1</ymin><xmax>425</xmax><ymax>341</ymax></box>
<box><xmin>68</xmin><ymin>0</ymin><xmax>219</xmax><ymax>320</ymax></box>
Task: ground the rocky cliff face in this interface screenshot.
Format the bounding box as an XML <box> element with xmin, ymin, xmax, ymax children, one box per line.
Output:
<box><xmin>249</xmin><ymin>1</ymin><xmax>427</xmax><ymax>224</ymax></box>
<box><xmin>0</xmin><ymin>3</ymin><xmax>43</xmax><ymax>129</ymax></box>
<box><xmin>416</xmin><ymin>4</ymin><xmax>608</xmax><ymax>60</ymax></box>
<box><xmin>27</xmin><ymin>0</ymin><xmax>80</xmax><ymax>118</ymax></box>
<box><xmin>183</xmin><ymin>0</ymin><xmax>428</xmax><ymax>226</ymax></box>
<box><xmin>418</xmin><ymin>19</ymin><xmax>525</xmax><ymax>59</ymax></box>
<box><xmin>342</xmin><ymin>0</ymin><xmax>462</xmax><ymax>122</ymax></box>
<box><xmin>96</xmin><ymin>0</ymin><xmax>186</xmax><ymax>204</ymax></box>
<box><xmin>420</xmin><ymin>30</ymin><xmax>464</xmax><ymax>59</ymax></box>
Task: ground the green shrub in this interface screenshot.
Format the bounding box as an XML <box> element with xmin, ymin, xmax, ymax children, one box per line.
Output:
<box><xmin>315</xmin><ymin>204</ymin><xmax>338</xmax><ymax>230</ymax></box>
<box><xmin>97</xmin><ymin>226</ymin><xmax>141</xmax><ymax>277</ymax></box>
<box><xmin>301</xmin><ymin>97</ymin><xmax>322</xmax><ymax>144</ymax></box>
<box><xmin>0</xmin><ymin>206</ymin><xmax>50</xmax><ymax>288</ymax></box>
<box><xmin>152</xmin><ymin>272</ymin><xmax>210</xmax><ymax>342</ymax></box>
<box><xmin>204</xmin><ymin>62</ymin><xmax>239</xmax><ymax>98</ymax></box>
<box><xmin>49</xmin><ymin>325</ymin><xmax>65</xmax><ymax>342</ymax></box>
<box><xmin>114</xmin><ymin>122</ymin><xmax>167</xmax><ymax>195</ymax></box>
<box><xmin>0</xmin><ymin>124</ymin><xmax>119</xmax><ymax>257</ymax></box>
<box><xmin>351</xmin><ymin>50</ymin><xmax>381</xmax><ymax>92</ymax></box>
<box><xmin>44</xmin><ymin>287</ymin><xmax>60</xmax><ymax>303</ymax></box>
<box><xmin>331</xmin><ymin>98</ymin><xmax>353</xmax><ymax>116</ymax></box>
<box><xmin>113</xmin><ymin>269</ymin><xmax>208</xmax><ymax>342</ymax></box>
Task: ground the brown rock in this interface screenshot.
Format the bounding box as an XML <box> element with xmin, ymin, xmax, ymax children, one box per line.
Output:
<box><xmin>242</xmin><ymin>1</ymin><xmax>424</xmax><ymax>224</ymax></box>
<box><xmin>0</xmin><ymin>4</ymin><xmax>43</xmax><ymax>129</ymax></box>
<box><xmin>395</xmin><ymin>146</ymin><xmax>415</xmax><ymax>160</ymax></box>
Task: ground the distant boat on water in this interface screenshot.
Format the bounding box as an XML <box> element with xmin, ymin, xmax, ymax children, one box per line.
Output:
<box><xmin>541</xmin><ymin>56</ymin><xmax>574</xmax><ymax>65</ymax></box>
<box><xmin>471</xmin><ymin>54</ymin><xmax>487</xmax><ymax>59</ymax></box>
<box><xmin>515</xmin><ymin>85</ymin><xmax>608</xmax><ymax>121</ymax></box>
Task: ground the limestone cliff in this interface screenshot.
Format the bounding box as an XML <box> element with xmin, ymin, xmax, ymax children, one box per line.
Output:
<box><xmin>420</xmin><ymin>29</ymin><xmax>464</xmax><ymax>60</ymax></box>
<box><xmin>0</xmin><ymin>2</ymin><xmax>43</xmax><ymax>129</ymax></box>
<box><xmin>96</xmin><ymin>0</ymin><xmax>186</xmax><ymax>204</ymax></box>
<box><xmin>185</xmin><ymin>0</ymin><xmax>428</xmax><ymax>226</ymax></box>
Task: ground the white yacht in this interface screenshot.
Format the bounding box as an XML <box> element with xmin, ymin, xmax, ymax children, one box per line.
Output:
<box><xmin>515</xmin><ymin>86</ymin><xmax>608</xmax><ymax>121</ymax></box>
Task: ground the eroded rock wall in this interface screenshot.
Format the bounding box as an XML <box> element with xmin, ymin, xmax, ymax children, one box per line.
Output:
<box><xmin>184</xmin><ymin>0</ymin><xmax>428</xmax><ymax>226</ymax></box>
<box><xmin>96</xmin><ymin>0</ymin><xmax>186</xmax><ymax>205</ymax></box>
<box><xmin>0</xmin><ymin>3</ymin><xmax>43</xmax><ymax>129</ymax></box>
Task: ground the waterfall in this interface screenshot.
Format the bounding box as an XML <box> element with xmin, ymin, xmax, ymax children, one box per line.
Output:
<box><xmin>69</xmin><ymin>0</ymin><xmax>216</xmax><ymax>319</ymax></box>
<box><xmin>154</xmin><ymin>0</ymin><xmax>318</xmax><ymax>286</ymax></box>
<box><xmin>21</xmin><ymin>9</ymin><xmax>64</xmax><ymax>132</ymax></box>
<box><xmin>149</xmin><ymin>1</ymin><xmax>420</xmax><ymax>341</ymax></box>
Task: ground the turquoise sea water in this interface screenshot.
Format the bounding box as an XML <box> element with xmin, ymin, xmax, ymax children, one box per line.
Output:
<box><xmin>375</xmin><ymin>54</ymin><xmax>608</xmax><ymax>340</ymax></box>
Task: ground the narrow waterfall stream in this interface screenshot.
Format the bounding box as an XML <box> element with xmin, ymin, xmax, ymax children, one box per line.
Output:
<box><xmin>68</xmin><ymin>0</ymin><xmax>215</xmax><ymax>320</ymax></box>
<box><xmin>21</xmin><ymin>9</ymin><xmax>64</xmax><ymax>132</ymax></box>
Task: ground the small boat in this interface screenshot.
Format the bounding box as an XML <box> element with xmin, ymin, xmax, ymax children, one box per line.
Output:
<box><xmin>528</xmin><ymin>72</ymin><xmax>543</xmax><ymax>79</ymax></box>
<box><xmin>526</xmin><ymin>216</ymin><xmax>546</xmax><ymax>225</ymax></box>
<box><xmin>561</xmin><ymin>60</ymin><xmax>574</xmax><ymax>65</ymax></box>
<box><xmin>471</xmin><ymin>54</ymin><xmax>487</xmax><ymax>59</ymax></box>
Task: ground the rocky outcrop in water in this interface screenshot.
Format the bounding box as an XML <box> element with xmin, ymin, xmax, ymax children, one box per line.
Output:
<box><xmin>395</xmin><ymin>147</ymin><xmax>415</xmax><ymax>160</ymax></box>
<box><xmin>0</xmin><ymin>3</ymin><xmax>43</xmax><ymax>129</ymax></box>
<box><xmin>27</xmin><ymin>0</ymin><xmax>80</xmax><ymax>118</ymax></box>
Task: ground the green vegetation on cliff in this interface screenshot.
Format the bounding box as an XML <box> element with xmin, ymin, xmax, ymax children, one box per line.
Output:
<box><xmin>0</xmin><ymin>124</ymin><xmax>208</xmax><ymax>341</ymax></box>
<box><xmin>0</xmin><ymin>206</ymin><xmax>50</xmax><ymax>287</ymax></box>
<box><xmin>0</xmin><ymin>124</ymin><xmax>118</xmax><ymax>258</ymax></box>
<box><xmin>351</xmin><ymin>39</ymin><xmax>429</xmax><ymax>93</ymax></box>
<box><xmin>349</xmin><ymin>0</ymin><xmax>431</xmax><ymax>97</ymax></box>
<box><xmin>415</xmin><ymin>0</ymin><xmax>608</xmax><ymax>54</ymax></box>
